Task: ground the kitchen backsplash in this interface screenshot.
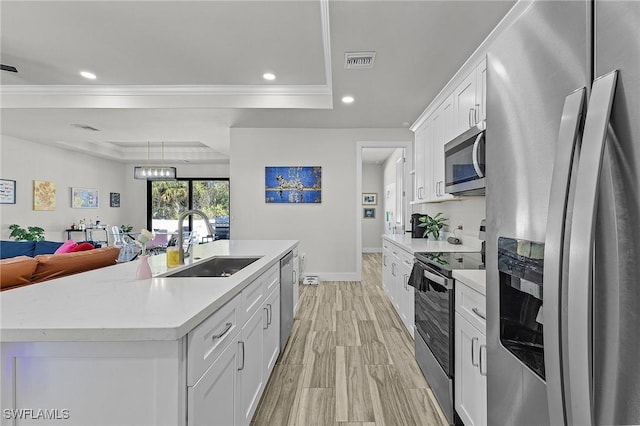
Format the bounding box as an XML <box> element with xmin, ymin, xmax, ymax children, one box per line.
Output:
<box><xmin>413</xmin><ymin>196</ymin><xmax>486</xmax><ymax>249</ymax></box>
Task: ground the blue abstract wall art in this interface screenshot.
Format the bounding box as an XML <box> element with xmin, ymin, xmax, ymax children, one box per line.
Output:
<box><xmin>265</xmin><ymin>166</ymin><xmax>322</xmax><ymax>203</ymax></box>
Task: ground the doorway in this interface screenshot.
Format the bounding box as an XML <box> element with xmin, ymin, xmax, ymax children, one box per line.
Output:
<box><xmin>356</xmin><ymin>141</ymin><xmax>412</xmax><ymax>281</ymax></box>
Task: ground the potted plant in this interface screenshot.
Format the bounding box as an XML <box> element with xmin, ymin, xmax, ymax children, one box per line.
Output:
<box><xmin>417</xmin><ymin>213</ymin><xmax>448</xmax><ymax>240</ymax></box>
<box><xmin>9</xmin><ymin>224</ymin><xmax>45</xmax><ymax>241</ymax></box>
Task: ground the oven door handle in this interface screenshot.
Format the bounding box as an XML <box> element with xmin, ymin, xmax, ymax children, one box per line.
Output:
<box><xmin>423</xmin><ymin>269</ymin><xmax>452</xmax><ymax>290</ymax></box>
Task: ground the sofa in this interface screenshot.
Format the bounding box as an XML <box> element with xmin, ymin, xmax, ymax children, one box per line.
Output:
<box><xmin>0</xmin><ymin>245</ymin><xmax>120</xmax><ymax>291</ymax></box>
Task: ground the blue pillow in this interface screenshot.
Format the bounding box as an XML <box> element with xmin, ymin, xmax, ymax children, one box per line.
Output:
<box><xmin>0</xmin><ymin>240</ymin><xmax>36</xmax><ymax>259</ymax></box>
<box><xmin>34</xmin><ymin>240</ymin><xmax>64</xmax><ymax>256</ymax></box>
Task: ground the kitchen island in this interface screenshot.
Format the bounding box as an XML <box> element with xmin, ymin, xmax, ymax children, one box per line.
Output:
<box><xmin>0</xmin><ymin>239</ymin><xmax>297</xmax><ymax>426</ymax></box>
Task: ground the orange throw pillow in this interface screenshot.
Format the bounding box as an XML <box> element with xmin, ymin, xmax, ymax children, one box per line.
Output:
<box><xmin>1</xmin><ymin>256</ymin><xmax>38</xmax><ymax>291</ymax></box>
<box><xmin>32</xmin><ymin>246</ymin><xmax>120</xmax><ymax>283</ymax></box>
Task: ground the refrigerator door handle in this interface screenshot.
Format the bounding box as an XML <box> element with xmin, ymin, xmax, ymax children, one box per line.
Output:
<box><xmin>472</xmin><ymin>132</ymin><xmax>485</xmax><ymax>178</ymax></box>
<box><xmin>543</xmin><ymin>87</ymin><xmax>586</xmax><ymax>426</ymax></box>
<box><xmin>567</xmin><ymin>70</ymin><xmax>618</xmax><ymax>426</ymax></box>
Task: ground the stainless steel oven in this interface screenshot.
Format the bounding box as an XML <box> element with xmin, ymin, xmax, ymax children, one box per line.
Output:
<box><xmin>444</xmin><ymin>123</ymin><xmax>486</xmax><ymax>195</ymax></box>
<box><xmin>410</xmin><ymin>251</ymin><xmax>484</xmax><ymax>425</ymax></box>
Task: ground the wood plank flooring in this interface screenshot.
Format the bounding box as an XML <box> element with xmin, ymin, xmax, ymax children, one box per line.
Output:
<box><xmin>251</xmin><ymin>253</ymin><xmax>448</xmax><ymax>426</ymax></box>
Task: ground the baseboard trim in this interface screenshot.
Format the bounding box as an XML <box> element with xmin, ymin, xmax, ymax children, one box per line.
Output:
<box><xmin>362</xmin><ymin>247</ymin><xmax>382</xmax><ymax>253</ymax></box>
<box><xmin>301</xmin><ymin>272</ymin><xmax>361</xmax><ymax>282</ymax></box>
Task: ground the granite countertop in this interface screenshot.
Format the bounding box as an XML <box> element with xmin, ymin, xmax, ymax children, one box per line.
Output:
<box><xmin>0</xmin><ymin>240</ymin><xmax>297</xmax><ymax>343</ymax></box>
<box><xmin>382</xmin><ymin>234</ymin><xmax>480</xmax><ymax>254</ymax></box>
<box><xmin>452</xmin><ymin>270</ymin><xmax>486</xmax><ymax>296</ymax></box>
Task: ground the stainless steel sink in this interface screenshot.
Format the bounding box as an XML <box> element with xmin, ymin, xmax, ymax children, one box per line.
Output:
<box><xmin>166</xmin><ymin>256</ymin><xmax>262</xmax><ymax>278</ymax></box>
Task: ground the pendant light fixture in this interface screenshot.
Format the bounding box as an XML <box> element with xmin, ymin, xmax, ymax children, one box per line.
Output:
<box><xmin>134</xmin><ymin>142</ymin><xmax>177</xmax><ymax>180</ymax></box>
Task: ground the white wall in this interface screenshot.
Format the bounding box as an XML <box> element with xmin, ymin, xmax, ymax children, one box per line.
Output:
<box><xmin>361</xmin><ymin>163</ymin><xmax>384</xmax><ymax>252</ymax></box>
<box><xmin>413</xmin><ymin>196</ymin><xmax>486</xmax><ymax>249</ymax></box>
<box><xmin>230</xmin><ymin>128</ymin><xmax>412</xmax><ymax>280</ymax></box>
<box><xmin>0</xmin><ymin>135</ymin><xmax>145</xmax><ymax>241</ymax></box>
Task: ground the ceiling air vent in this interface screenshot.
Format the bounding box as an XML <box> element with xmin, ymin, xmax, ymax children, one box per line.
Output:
<box><xmin>344</xmin><ymin>51</ymin><xmax>376</xmax><ymax>69</ymax></box>
<box><xmin>71</xmin><ymin>123</ymin><xmax>100</xmax><ymax>132</ymax></box>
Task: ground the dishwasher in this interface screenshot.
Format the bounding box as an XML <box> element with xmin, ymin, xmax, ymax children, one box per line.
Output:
<box><xmin>280</xmin><ymin>251</ymin><xmax>294</xmax><ymax>352</ymax></box>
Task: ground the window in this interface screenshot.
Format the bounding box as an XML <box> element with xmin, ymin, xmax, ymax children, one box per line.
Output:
<box><xmin>147</xmin><ymin>179</ymin><xmax>230</xmax><ymax>241</ymax></box>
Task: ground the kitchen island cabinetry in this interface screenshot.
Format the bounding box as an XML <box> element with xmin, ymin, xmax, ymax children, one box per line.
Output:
<box><xmin>0</xmin><ymin>240</ymin><xmax>297</xmax><ymax>426</ymax></box>
<box><xmin>454</xmin><ymin>272</ymin><xmax>487</xmax><ymax>426</ymax></box>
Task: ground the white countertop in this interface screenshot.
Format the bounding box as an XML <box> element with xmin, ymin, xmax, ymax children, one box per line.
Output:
<box><xmin>382</xmin><ymin>234</ymin><xmax>480</xmax><ymax>254</ymax></box>
<box><xmin>0</xmin><ymin>240</ymin><xmax>297</xmax><ymax>343</ymax></box>
<box><xmin>452</xmin><ymin>270</ymin><xmax>486</xmax><ymax>296</ymax></box>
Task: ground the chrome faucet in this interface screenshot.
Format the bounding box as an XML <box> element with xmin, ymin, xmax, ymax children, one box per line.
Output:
<box><xmin>176</xmin><ymin>209</ymin><xmax>215</xmax><ymax>264</ymax></box>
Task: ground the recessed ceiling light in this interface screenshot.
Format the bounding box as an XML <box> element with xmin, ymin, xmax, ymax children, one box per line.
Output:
<box><xmin>263</xmin><ymin>73</ymin><xmax>276</xmax><ymax>81</ymax></box>
<box><xmin>342</xmin><ymin>96</ymin><xmax>354</xmax><ymax>104</ymax></box>
<box><xmin>80</xmin><ymin>71</ymin><xmax>97</xmax><ymax>80</ymax></box>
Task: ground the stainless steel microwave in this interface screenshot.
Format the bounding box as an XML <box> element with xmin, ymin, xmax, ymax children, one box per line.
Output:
<box><xmin>444</xmin><ymin>123</ymin><xmax>486</xmax><ymax>195</ymax></box>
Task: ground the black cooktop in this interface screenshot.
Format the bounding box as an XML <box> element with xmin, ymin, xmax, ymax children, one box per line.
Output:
<box><xmin>415</xmin><ymin>251</ymin><xmax>485</xmax><ymax>273</ymax></box>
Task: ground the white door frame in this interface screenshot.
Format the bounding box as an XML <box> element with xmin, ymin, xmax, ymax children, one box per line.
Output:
<box><xmin>355</xmin><ymin>140</ymin><xmax>412</xmax><ymax>281</ymax></box>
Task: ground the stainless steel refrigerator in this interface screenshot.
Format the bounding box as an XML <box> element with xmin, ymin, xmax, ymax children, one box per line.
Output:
<box><xmin>486</xmin><ymin>1</ymin><xmax>640</xmax><ymax>425</ymax></box>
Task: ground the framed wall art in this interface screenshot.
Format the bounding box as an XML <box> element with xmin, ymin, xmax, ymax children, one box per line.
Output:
<box><xmin>71</xmin><ymin>187</ymin><xmax>99</xmax><ymax>209</ymax></box>
<box><xmin>363</xmin><ymin>207</ymin><xmax>376</xmax><ymax>219</ymax></box>
<box><xmin>362</xmin><ymin>193</ymin><xmax>377</xmax><ymax>205</ymax></box>
<box><xmin>0</xmin><ymin>179</ymin><xmax>16</xmax><ymax>204</ymax></box>
<box><xmin>110</xmin><ymin>192</ymin><xmax>121</xmax><ymax>208</ymax></box>
<box><xmin>33</xmin><ymin>180</ymin><xmax>56</xmax><ymax>211</ymax></box>
<box><xmin>265</xmin><ymin>166</ymin><xmax>322</xmax><ymax>204</ymax></box>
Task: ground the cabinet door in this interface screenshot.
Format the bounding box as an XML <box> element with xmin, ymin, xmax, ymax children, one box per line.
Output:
<box><xmin>413</xmin><ymin>119</ymin><xmax>433</xmax><ymax>201</ymax></box>
<box><xmin>237</xmin><ymin>309</ymin><xmax>264</xmax><ymax>426</ymax></box>
<box><xmin>188</xmin><ymin>338</ymin><xmax>239</xmax><ymax>426</ymax></box>
<box><xmin>431</xmin><ymin>96</ymin><xmax>455</xmax><ymax>200</ymax></box>
<box><xmin>475</xmin><ymin>58</ymin><xmax>487</xmax><ymax>124</ymax></box>
<box><xmin>454</xmin><ymin>71</ymin><xmax>477</xmax><ymax>136</ymax></box>
<box><xmin>455</xmin><ymin>313</ymin><xmax>487</xmax><ymax>426</ymax></box>
<box><xmin>382</xmin><ymin>243</ymin><xmax>393</xmax><ymax>297</ymax></box>
<box><xmin>293</xmin><ymin>250</ymin><xmax>300</xmax><ymax>314</ymax></box>
<box><xmin>262</xmin><ymin>287</ymin><xmax>280</xmax><ymax>380</ymax></box>
<box><xmin>397</xmin><ymin>258</ymin><xmax>415</xmax><ymax>338</ymax></box>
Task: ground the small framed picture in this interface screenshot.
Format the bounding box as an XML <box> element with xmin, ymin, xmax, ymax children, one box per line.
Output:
<box><xmin>0</xmin><ymin>179</ymin><xmax>16</xmax><ymax>204</ymax></box>
<box><xmin>362</xmin><ymin>193</ymin><xmax>377</xmax><ymax>205</ymax></box>
<box><xmin>363</xmin><ymin>207</ymin><xmax>376</xmax><ymax>219</ymax></box>
<box><xmin>110</xmin><ymin>192</ymin><xmax>121</xmax><ymax>208</ymax></box>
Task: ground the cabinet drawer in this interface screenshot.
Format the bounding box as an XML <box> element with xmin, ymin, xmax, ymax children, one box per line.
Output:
<box><xmin>390</xmin><ymin>242</ymin><xmax>414</xmax><ymax>266</ymax></box>
<box><xmin>455</xmin><ymin>281</ymin><xmax>486</xmax><ymax>332</ymax></box>
<box><xmin>241</xmin><ymin>274</ymin><xmax>265</xmax><ymax>327</ymax></box>
<box><xmin>188</xmin><ymin>293</ymin><xmax>241</xmax><ymax>385</ymax></box>
<box><xmin>262</xmin><ymin>263</ymin><xmax>280</xmax><ymax>296</ymax></box>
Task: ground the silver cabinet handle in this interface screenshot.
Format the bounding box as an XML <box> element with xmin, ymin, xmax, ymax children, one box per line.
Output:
<box><xmin>238</xmin><ymin>341</ymin><xmax>245</xmax><ymax>371</ymax></box>
<box><xmin>293</xmin><ymin>270</ymin><xmax>297</xmax><ymax>284</ymax></box>
<box><xmin>471</xmin><ymin>337</ymin><xmax>479</xmax><ymax>367</ymax></box>
<box><xmin>472</xmin><ymin>132</ymin><xmax>485</xmax><ymax>178</ymax></box>
<box><xmin>403</xmin><ymin>274</ymin><xmax>408</xmax><ymax>290</ymax></box>
<box><xmin>479</xmin><ymin>344</ymin><xmax>487</xmax><ymax>376</ymax></box>
<box><xmin>267</xmin><ymin>303</ymin><xmax>272</xmax><ymax>326</ymax></box>
<box><xmin>469</xmin><ymin>108</ymin><xmax>474</xmax><ymax>128</ymax></box>
<box><xmin>472</xmin><ymin>308</ymin><xmax>486</xmax><ymax>320</ymax></box>
<box><xmin>475</xmin><ymin>104</ymin><xmax>480</xmax><ymax>124</ymax></box>
<box><xmin>263</xmin><ymin>307</ymin><xmax>269</xmax><ymax>329</ymax></box>
<box><xmin>567</xmin><ymin>71</ymin><xmax>617</xmax><ymax>426</ymax></box>
<box><xmin>383</xmin><ymin>255</ymin><xmax>387</xmax><ymax>266</ymax></box>
<box><xmin>391</xmin><ymin>263</ymin><xmax>396</xmax><ymax>277</ymax></box>
<box><xmin>212</xmin><ymin>322</ymin><xmax>233</xmax><ymax>339</ymax></box>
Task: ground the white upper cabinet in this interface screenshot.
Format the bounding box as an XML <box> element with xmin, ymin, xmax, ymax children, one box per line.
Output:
<box><xmin>412</xmin><ymin>58</ymin><xmax>486</xmax><ymax>204</ymax></box>
<box><xmin>413</xmin><ymin>118</ymin><xmax>432</xmax><ymax>202</ymax></box>
<box><xmin>431</xmin><ymin>95</ymin><xmax>455</xmax><ymax>201</ymax></box>
<box><xmin>454</xmin><ymin>59</ymin><xmax>487</xmax><ymax>135</ymax></box>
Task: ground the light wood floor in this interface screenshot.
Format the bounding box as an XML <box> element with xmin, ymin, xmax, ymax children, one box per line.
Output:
<box><xmin>251</xmin><ymin>253</ymin><xmax>448</xmax><ymax>426</ymax></box>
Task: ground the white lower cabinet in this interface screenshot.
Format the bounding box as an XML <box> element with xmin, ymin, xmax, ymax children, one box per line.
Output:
<box><xmin>237</xmin><ymin>307</ymin><xmax>264</xmax><ymax>426</ymax></box>
<box><xmin>188</xmin><ymin>262</ymin><xmax>285</xmax><ymax>426</ymax></box>
<box><xmin>262</xmin><ymin>286</ymin><xmax>280</xmax><ymax>381</ymax></box>
<box><xmin>381</xmin><ymin>239</ymin><xmax>415</xmax><ymax>337</ymax></box>
<box><xmin>455</xmin><ymin>282</ymin><xmax>487</xmax><ymax>426</ymax></box>
<box><xmin>188</xmin><ymin>333</ymin><xmax>240</xmax><ymax>426</ymax></box>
